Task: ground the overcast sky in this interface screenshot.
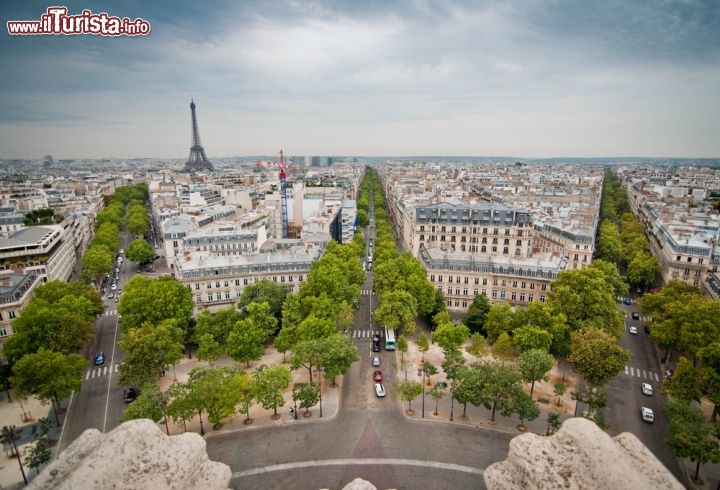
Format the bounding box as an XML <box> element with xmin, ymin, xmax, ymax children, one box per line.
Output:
<box><xmin>1</xmin><ymin>0</ymin><xmax>719</xmax><ymax>159</ymax></box>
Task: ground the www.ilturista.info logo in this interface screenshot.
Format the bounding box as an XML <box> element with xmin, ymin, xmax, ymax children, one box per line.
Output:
<box><xmin>7</xmin><ymin>7</ymin><xmax>151</xmax><ymax>36</ymax></box>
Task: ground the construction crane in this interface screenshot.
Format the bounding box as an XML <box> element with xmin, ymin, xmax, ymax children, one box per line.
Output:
<box><xmin>256</xmin><ymin>150</ymin><xmax>289</xmax><ymax>238</ymax></box>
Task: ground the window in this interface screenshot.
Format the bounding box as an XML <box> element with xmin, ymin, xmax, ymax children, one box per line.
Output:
<box><xmin>235</xmin><ymin>279</ymin><xmax>240</xmax><ymax>286</ymax></box>
<box><xmin>430</xmin><ymin>274</ymin><xmax>436</xmax><ymax>282</ymax></box>
<box><xmin>530</xmin><ymin>283</ymin><xmax>535</xmax><ymax>289</ymax></box>
<box><xmin>528</xmin><ymin>293</ymin><xmax>534</xmax><ymax>302</ymax></box>
<box><xmin>541</xmin><ymin>283</ymin><xmax>547</xmax><ymax>291</ymax></box>
<box><xmin>0</xmin><ymin>328</ymin><xmax>8</xmax><ymax>337</ymax></box>
<box><xmin>520</xmin><ymin>292</ymin><xmax>525</xmax><ymax>302</ymax></box>
<box><xmin>447</xmin><ymin>287</ymin><xmax>453</xmax><ymax>295</ymax></box>
<box><xmin>207</xmin><ymin>282</ymin><xmax>212</xmax><ymax>289</ymax></box>
<box><xmin>454</xmin><ymin>300</ymin><xmax>460</xmax><ymax>307</ymax></box>
<box><xmin>463</xmin><ymin>288</ymin><xmax>468</xmax><ymax>296</ymax></box>
<box><xmin>195</xmin><ymin>283</ymin><xmax>200</xmax><ymax>290</ymax></box>
<box><xmin>475</xmin><ymin>278</ymin><xmax>479</xmax><ymax>284</ymax></box>
<box><xmin>500</xmin><ymin>291</ymin><xmax>506</xmax><ymax>300</ymax></box>
<box><xmin>540</xmin><ymin>294</ymin><xmax>546</xmax><ymax>303</ymax></box>
<box><xmin>216</xmin><ymin>281</ymin><xmax>221</xmax><ymax>288</ymax></box>
<box><xmin>492</xmin><ymin>246</ymin><xmax>497</xmax><ymax>253</ymax></box>
<box><xmin>511</xmin><ymin>292</ymin><xmax>516</xmax><ymax>301</ymax></box>
<box><xmin>501</xmin><ymin>279</ymin><xmax>506</xmax><ymax>287</ymax></box>
<box><xmin>491</xmin><ymin>290</ymin><xmax>497</xmax><ymax>299</ymax></box>
<box><xmin>449</xmin><ymin>276</ymin><xmax>453</xmax><ymax>283</ymax></box>
<box><xmin>455</xmin><ymin>288</ymin><xmax>461</xmax><ymax>295</ymax></box>
<box><xmin>687</xmin><ymin>257</ymin><xmax>692</xmax><ymax>263</ymax></box>
<box><xmin>420</xmin><ymin>235</ymin><xmax>425</xmax><ymax>241</ymax></box>
<box><xmin>196</xmin><ymin>294</ymin><xmax>202</xmax><ymax>302</ymax></box>
<box><xmin>482</xmin><ymin>278</ymin><xmax>488</xmax><ymax>285</ymax></box>
<box><xmin>474</xmin><ymin>288</ymin><xmax>479</xmax><ymax>296</ymax></box>
<box><xmin>503</xmin><ymin>247</ymin><xmax>509</xmax><ymax>254</ymax></box>
<box><xmin>516</xmin><ymin>240</ymin><xmax>522</xmax><ymax>246</ymax></box>
<box><xmin>438</xmin><ymin>275</ymin><xmax>443</xmax><ymax>282</ymax></box>
<box><xmin>676</xmin><ymin>255</ymin><xmax>682</xmax><ymax>261</ymax></box>
<box><xmin>456</xmin><ymin>276</ymin><xmax>461</xmax><ymax>283</ymax></box>
<box><xmin>462</xmin><ymin>301</ymin><xmax>468</xmax><ymax>308</ymax></box>
<box><xmin>464</xmin><ymin>277</ymin><xmax>469</xmax><ymax>284</ymax></box>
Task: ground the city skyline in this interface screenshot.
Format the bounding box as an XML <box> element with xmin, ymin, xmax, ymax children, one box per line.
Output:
<box><xmin>1</xmin><ymin>0</ymin><xmax>719</xmax><ymax>160</ymax></box>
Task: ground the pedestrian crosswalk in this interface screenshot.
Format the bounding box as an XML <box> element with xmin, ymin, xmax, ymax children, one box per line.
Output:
<box><xmin>351</xmin><ymin>329</ymin><xmax>383</xmax><ymax>339</ymax></box>
<box><xmin>86</xmin><ymin>363</ymin><xmax>119</xmax><ymax>380</ymax></box>
<box><xmin>103</xmin><ymin>310</ymin><xmax>119</xmax><ymax>316</ymax></box>
<box><xmin>624</xmin><ymin>365</ymin><xmax>660</xmax><ymax>382</ymax></box>
<box><xmin>361</xmin><ymin>290</ymin><xmax>376</xmax><ymax>296</ymax></box>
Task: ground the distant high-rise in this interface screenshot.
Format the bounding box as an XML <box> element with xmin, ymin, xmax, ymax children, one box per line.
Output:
<box><xmin>183</xmin><ymin>99</ymin><xmax>214</xmax><ymax>173</ymax></box>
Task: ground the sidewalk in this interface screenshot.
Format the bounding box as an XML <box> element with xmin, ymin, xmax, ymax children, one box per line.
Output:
<box><xmin>158</xmin><ymin>348</ymin><xmax>342</xmax><ymax>438</ymax></box>
<box><xmin>0</xmin><ymin>392</ymin><xmax>56</xmax><ymax>489</ymax></box>
<box><xmin>396</xmin><ymin>337</ymin><xmax>578</xmax><ymax>437</ymax></box>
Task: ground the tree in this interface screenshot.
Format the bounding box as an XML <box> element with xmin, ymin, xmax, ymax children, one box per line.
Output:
<box><xmin>243</xmin><ymin>301</ymin><xmax>279</xmax><ymax>339</ymax></box>
<box><xmin>396</xmin><ymin>380</ymin><xmax>423</xmax><ymax>415</ymax></box>
<box><xmin>484</xmin><ymin>304</ymin><xmax>515</xmax><ymax>343</ymax></box>
<box><xmin>118</xmin><ymin>319</ymin><xmax>185</xmax><ymax>388</ymax></box>
<box><xmin>120</xmin><ymin>385</ymin><xmax>169</xmax><ymax>433</ymax></box>
<box><xmin>512</xmin><ymin>325</ymin><xmax>552</xmax><ymax>353</ymax></box>
<box><xmin>546</xmin><ymin>412</ymin><xmax>561</xmax><ymax>435</ymax></box>
<box><xmin>397</xmin><ymin>335</ymin><xmax>409</xmax><ymax>380</ymax></box>
<box><xmin>291</xmin><ymin>339</ymin><xmax>324</xmax><ymax>383</ymax></box>
<box><xmin>82</xmin><ymin>244</ymin><xmax>114</xmax><ymax>285</ymax></box>
<box><xmin>318</xmin><ymin>334</ymin><xmax>360</xmax><ymax>385</ymax></box>
<box><xmin>238</xmin><ymin>280</ymin><xmax>292</xmax><ymax>320</ymax></box>
<box><xmin>196</xmin><ymin>333</ymin><xmax>221</xmax><ymax>365</ymax></box>
<box><xmin>568</xmin><ymin>328</ymin><xmax>630</xmax><ymax>389</ymax></box>
<box><xmin>493</xmin><ymin>332</ymin><xmax>516</xmax><ymax>365</ymax></box>
<box><xmin>11</xmin><ymin>348</ymin><xmax>85</xmax><ymax>425</ymax></box>
<box><xmin>663</xmin><ymin>357</ymin><xmax>701</xmax><ymax>403</ymax></box>
<box><xmin>25</xmin><ymin>435</ymin><xmax>52</xmax><ymax>474</ymax></box>
<box><xmin>194</xmin><ymin>307</ymin><xmax>242</xmax><ymax>347</ymax></box>
<box><xmin>417</xmin><ymin>332</ymin><xmax>429</xmax><ymax>361</ymax></box>
<box><xmin>254</xmin><ymin>365</ymin><xmax>292</xmax><ymax>419</ymax></box>
<box><xmin>226</xmin><ymin>318</ymin><xmax>266</xmax><ymax>367</ymax></box>
<box><xmin>465</xmin><ymin>294</ymin><xmax>491</xmax><ymax>335</ymax></box>
<box><xmin>234</xmin><ymin>372</ymin><xmax>255</xmax><ymax>424</ymax></box>
<box><xmin>517</xmin><ymin>349</ymin><xmax>555</xmax><ymax>397</ymax></box>
<box><xmin>420</xmin><ymin>361</ymin><xmax>438</xmax><ymax>418</ymax></box>
<box><xmin>1</xmin><ymin>425</ymin><xmax>27</xmax><ymax>484</ymax></box>
<box><xmin>452</xmin><ymin>365</ymin><xmax>483</xmax><ymax>418</ymax></box>
<box><xmin>665</xmin><ymin>398</ymin><xmax>720</xmax><ymax>482</ymax></box>
<box><xmin>554</xmin><ymin>382</ymin><xmax>567</xmax><ymax>407</ymax></box>
<box><xmin>479</xmin><ymin>362</ymin><xmax>524</xmax><ymax>423</ymax></box>
<box><xmin>698</xmin><ymin>343</ymin><xmax>720</xmax><ymax>421</ymax></box>
<box><xmin>514</xmin><ymin>388</ymin><xmax>541</xmax><ymax>431</ymax></box>
<box><xmin>625</xmin><ymin>251</ymin><xmax>661</xmax><ymax>289</ymax></box>
<box><xmin>118</xmin><ymin>275</ymin><xmax>194</xmax><ymax>335</ymax></box>
<box><xmin>429</xmin><ymin>383</ymin><xmax>446</xmax><ymax>416</ymax></box>
<box><xmin>465</xmin><ymin>333</ymin><xmax>486</xmax><ymax>364</ymax></box>
<box><xmin>373</xmin><ymin>290</ymin><xmax>418</xmax><ymax>337</ymax></box>
<box><xmin>547</xmin><ymin>267</ymin><xmax>621</xmax><ymax>336</ymax></box>
<box><xmin>433</xmin><ymin>322</ymin><xmax>469</xmax><ymax>354</ymax></box>
<box><xmin>296</xmin><ymin>315</ymin><xmax>336</xmax><ymax>342</ymax></box>
<box><xmin>294</xmin><ymin>382</ymin><xmax>320</xmax><ymax>416</ymax></box>
<box><xmin>125</xmin><ymin>238</ymin><xmax>155</xmax><ymax>265</ymax></box>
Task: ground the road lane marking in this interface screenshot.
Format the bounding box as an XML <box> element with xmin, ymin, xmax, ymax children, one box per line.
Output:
<box><xmin>232</xmin><ymin>458</ymin><xmax>485</xmax><ymax>479</ymax></box>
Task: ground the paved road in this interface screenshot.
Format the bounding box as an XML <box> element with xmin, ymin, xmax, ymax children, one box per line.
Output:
<box><xmin>207</xmin><ymin>357</ymin><xmax>511</xmax><ymax>490</ymax></box>
<box><xmin>604</xmin><ymin>301</ymin><xmax>687</xmax><ymax>484</ymax></box>
<box><xmin>207</xmin><ymin>199</ymin><xmax>511</xmax><ymax>489</ymax></box>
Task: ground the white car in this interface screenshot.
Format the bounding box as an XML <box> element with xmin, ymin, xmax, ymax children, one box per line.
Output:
<box><xmin>110</xmin><ymin>284</ymin><xmax>117</xmax><ymax>291</ymax></box>
<box><xmin>374</xmin><ymin>383</ymin><xmax>386</xmax><ymax>398</ymax></box>
<box><xmin>372</xmin><ymin>356</ymin><xmax>381</xmax><ymax>367</ymax></box>
<box><xmin>641</xmin><ymin>383</ymin><xmax>653</xmax><ymax>396</ymax></box>
<box><xmin>641</xmin><ymin>407</ymin><xmax>654</xmax><ymax>423</ymax></box>
<box><xmin>629</xmin><ymin>326</ymin><xmax>638</xmax><ymax>335</ymax></box>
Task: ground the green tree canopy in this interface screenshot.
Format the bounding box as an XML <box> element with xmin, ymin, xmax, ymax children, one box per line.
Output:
<box><xmin>516</xmin><ymin>349</ymin><xmax>555</xmax><ymax>396</ymax></box>
<box><xmin>568</xmin><ymin>328</ymin><xmax>630</xmax><ymax>389</ymax></box>
<box><xmin>237</xmin><ymin>280</ymin><xmax>292</xmax><ymax>320</ymax></box>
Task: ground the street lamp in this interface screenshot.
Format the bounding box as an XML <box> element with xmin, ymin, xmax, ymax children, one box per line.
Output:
<box><xmin>317</xmin><ymin>366</ymin><xmax>325</xmax><ymax>418</ymax></box>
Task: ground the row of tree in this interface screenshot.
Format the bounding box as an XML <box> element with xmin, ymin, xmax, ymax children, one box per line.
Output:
<box><xmin>82</xmin><ymin>183</ymin><xmax>149</xmax><ymax>287</ymax></box>
<box><xmin>597</xmin><ymin>169</ymin><xmax>660</xmax><ymax>288</ymax></box>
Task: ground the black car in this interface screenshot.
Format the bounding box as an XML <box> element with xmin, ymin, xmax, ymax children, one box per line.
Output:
<box><xmin>123</xmin><ymin>387</ymin><xmax>139</xmax><ymax>403</ymax></box>
<box><xmin>372</xmin><ymin>340</ymin><xmax>380</xmax><ymax>352</ymax></box>
<box><xmin>631</xmin><ymin>312</ymin><xmax>640</xmax><ymax>320</ymax></box>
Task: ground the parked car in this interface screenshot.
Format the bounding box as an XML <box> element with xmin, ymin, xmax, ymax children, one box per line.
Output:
<box><xmin>623</xmin><ymin>297</ymin><xmax>632</xmax><ymax>305</ymax></box>
<box><xmin>123</xmin><ymin>387</ymin><xmax>138</xmax><ymax>403</ymax></box>
<box><xmin>372</xmin><ymin>356</ymin><xmax>381</xmax><ymax>367</ymax></box>
<box><xmin>641</xmin><ymin>407</ymin><xmax>654</xmax><ymax>423</ymax></box>
<box><xmin>372</xmin><ymin>340</ymin><xmax>380</xmax><ymax>352</ymax></box>
<box><xmin>374</xmin><ymin>383</ymin><xmax>386</xmax><ymax>398</ymax></box>
<box><xmin>94</xmin><ymin>352</ymin><xmax>105</xmax><ymax>366</ymax></box>
<box><xmin>373</xmin><ymin>370</ymin><xmax>383</xmax><ymax>382</ymax></box>
<box><xmin>631</xmin><ymin>312</ymin><xmax>640</xmax><ymax>320</ymax></box>
<box><xmin>641</xmin><ymin>383</ymin><xmax>653</xmax><ymax>396</ymax></box>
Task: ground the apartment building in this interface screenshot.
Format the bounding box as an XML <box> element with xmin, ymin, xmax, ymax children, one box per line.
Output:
<box><xmin>379</xmin><ymin>162</ymin><xmax>600</xmax><ymax>312</ymax></box>
<box><xmin>0</xmin><ymin>225</ymin><xmax>76</xmax><ymax>342</ymax></box>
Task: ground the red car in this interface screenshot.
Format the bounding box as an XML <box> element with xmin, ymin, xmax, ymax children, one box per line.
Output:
<box><xmin>373</xmin><ymin>370</ymin><xmax>383</xmax><ymax>382</ymax></box>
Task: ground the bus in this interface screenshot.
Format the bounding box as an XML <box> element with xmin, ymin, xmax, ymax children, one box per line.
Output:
<box><xmin>384</xmin><ymin>327</ymin><xmax>396</xmax><ymax>350</ymax></box>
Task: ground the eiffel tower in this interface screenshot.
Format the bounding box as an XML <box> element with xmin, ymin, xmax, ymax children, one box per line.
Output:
<box><xmin>183</xmin><ymin>99</ymin><xmax>214</xmax><ymax>172</ymax></box>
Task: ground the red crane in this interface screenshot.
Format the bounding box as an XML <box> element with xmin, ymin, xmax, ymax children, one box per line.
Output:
<box><xmin>256</xmin><ymin>150</ymin><xmax>289</xmax><ymax>238</ymax></box>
